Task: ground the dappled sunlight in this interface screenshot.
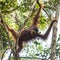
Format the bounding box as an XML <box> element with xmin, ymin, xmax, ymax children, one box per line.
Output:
<box><xmin>0</xmin><ymin>0</ymin><xmax>60</xmax><ymax>60</ymax></box>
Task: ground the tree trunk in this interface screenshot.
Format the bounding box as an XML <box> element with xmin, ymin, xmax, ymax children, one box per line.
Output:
<box><xmin>50</xmin><ymin>2</ymin><xmax>60</xmax><ymax>60</ymax></box>
<box><xmin>0</xmin><ymin>37</ymin><xmax>3</xmax><ymax>59</ymax></box>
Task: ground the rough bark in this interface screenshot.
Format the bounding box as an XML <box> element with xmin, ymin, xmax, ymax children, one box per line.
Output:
<box><xmin>50</xmin><ymin>2</ymin><xmax>60</xmax><ymax>60</ymax></box>
<box><xmin>0</xmin><ymin>36</ymin><xmax>3</xmax><ymax>59</ymax></box>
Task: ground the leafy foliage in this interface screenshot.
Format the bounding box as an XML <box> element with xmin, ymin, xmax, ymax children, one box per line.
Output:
<box><xmin>0</xmin><ymin>25</ymin><xmax>8</xmax><ymax>48</ymax></box>
<box><xmin>0</xmin><ymin>0</ymin><xmax>60</xmax><ymax>60</ymax></box>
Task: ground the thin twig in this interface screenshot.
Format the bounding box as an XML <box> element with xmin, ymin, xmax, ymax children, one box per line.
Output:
<box><xmin>43</xmin><ymin>8</ymin><xmax>51</xmax><ymax>20</ymax></box>
<box><xmin>19</xmin><ymin>56</ymin><xmax>41</xmax><ymax>59</ymax></box>
<box><xmin>0</xmin><ymin>13</ymin><xmax>12</xmax><ymax>47</ymax></box>
<box><xmin>21</xmin><ymin>0</ymin><xmax>37</xmax><ymax>29</ymax></box>
<box><xmin>1</xmin><ymin>48</ymin><xmax>11</xmax><ymax>60</ymax></box>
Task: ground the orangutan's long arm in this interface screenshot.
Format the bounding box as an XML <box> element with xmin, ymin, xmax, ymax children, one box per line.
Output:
<box><xmin>37</xmin><ymin>20</ymin><xmax>57</xmax><ymax>40</ymax></box>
